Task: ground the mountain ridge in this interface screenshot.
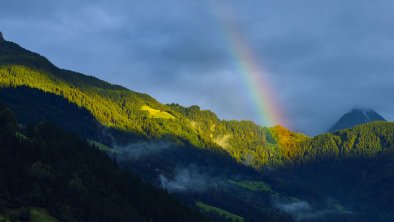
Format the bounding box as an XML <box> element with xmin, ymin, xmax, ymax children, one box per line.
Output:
<box><xmin>329</xmin><ymin>108</ymin><xmax>386</xmax><ymax>132</ymax></box>
<box><xmin>2</xmin><ymin>37</ymin><xmax>393</xmax><ymax>169</ymax></box>
<box><xmin>0</xmin><ymin>37</ymin><xmax>310</xmax><ymax>168</ymax></box>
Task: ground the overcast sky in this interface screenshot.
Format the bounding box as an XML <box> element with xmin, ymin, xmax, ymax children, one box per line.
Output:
<box><xmin>1</xmin><ymin>0</ymin><xmax>394</xmax><ymax>135</ymax></box>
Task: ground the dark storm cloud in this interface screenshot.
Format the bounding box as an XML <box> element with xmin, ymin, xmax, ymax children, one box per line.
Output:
<box><xmin>1</xmin><ymin>0</ymin><xmax>394</xmax><ymax>135</ymax></box>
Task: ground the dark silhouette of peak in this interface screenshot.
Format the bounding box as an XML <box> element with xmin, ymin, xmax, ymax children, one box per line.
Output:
<box><xmin>329</xmin><ymin>108</ymin><xmax>386</xmax><ymax>132</ymax></box>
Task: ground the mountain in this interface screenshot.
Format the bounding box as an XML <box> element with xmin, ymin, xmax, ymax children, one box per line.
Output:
<box><xmin>0</xmin><ymin>33</ymin><xmax>298</xmax><ymax>221</ymax></box>
<box><xmin>0</xmin><ymin>34</ymin><xmax>309</xmax><ymax>169</ymax></box>
<box><xmin>329</xmin><ymin>109</ymin><xmax>386</xmax><ymax>132</ymax></box>
<box><xmin>2</xmin><ymin>33</ymin><xmax>394</xmax><ymax>221</ymax></box>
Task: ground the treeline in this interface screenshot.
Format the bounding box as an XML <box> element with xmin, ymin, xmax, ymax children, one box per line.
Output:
<box><xmin>0</xmin><ymin>106</ymin><xmax>206</xmax><ymax>222</ymax></box>
<box><xmin>293</xmin><ymin>121</ymin><xmax>394</xmax><ymax>162</ymax></box>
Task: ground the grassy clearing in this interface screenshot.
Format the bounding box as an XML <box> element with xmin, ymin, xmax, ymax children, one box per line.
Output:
<box><xmin>0</xmin><ymin>207</ymin><xmax>58</xmax><ymax>222</ymax></box>
<box><xmin>229</xmin><ymin>180</ymin><xmax>272</xmax><ymax>192</ymax></box>
<box><xmin>30</xmin><ymin>208</ymin><xmax>58</xmax><ymax>222</ymax></box>
<box><xmin>88</xmin><ymin>140</ymin><xmax>120</xmax><ymax>153</ymax></box>
<box><xmin>196</xmin><ymin>201</ymin><xmax>244</xmax><ymax>222</ymax></box>
<box><xmin>15</xmin><ymin>132</ymin><xmax>28</xmax><ymax>140</ymax></box>
<box><xmin>88</xmin><ymin>140</ymin><xmax>111</xmax><ymax>151</ymax></box>
<box><xmin>141</xmin><ymin>105</ymin><xmax>175</xmax><ymax>120</ymax></box>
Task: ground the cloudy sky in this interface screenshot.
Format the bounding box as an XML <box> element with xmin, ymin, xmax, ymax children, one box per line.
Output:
<box><xmin>1</xmin><ymin>0</ymin><xmax>394</xmax><ymax>135</ymax></box>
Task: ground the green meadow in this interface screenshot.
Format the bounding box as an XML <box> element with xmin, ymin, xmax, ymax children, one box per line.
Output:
<box><xmin>0</xmin><ymin>207</ymin><xmax>58</xmax><ymax>222</ymax></box>
<box><xmin>196</xmin><ymin>201</ymin><xmax>244</xmax><ymax>222</ymax></box>
<box><xmin>141</xmin><ymin>105</ymin><xmax>176</xmax><ymax>120</ymax></box>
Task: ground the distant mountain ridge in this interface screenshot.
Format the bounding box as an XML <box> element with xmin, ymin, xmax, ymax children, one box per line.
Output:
<box><xmin>329</xmin><ymin>108</ymin><xmax>386</xmax><ymax>132</ymax></box>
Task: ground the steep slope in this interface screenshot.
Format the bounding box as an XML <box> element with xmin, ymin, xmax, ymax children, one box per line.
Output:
<box><xmin>0</xmin><ymin>106</ymin><xmax>206</xmax><ymax>222</ymax></box>
<box><xmin>2</xmin><ymin>35</ymin><xmax>394</xmax><ymax>170</ymax></box>
<box><xmin>0</xmin><ymin>86</ymin><xmax>142</xmax><ymax>144</ymax></box>
<box><xmin>0</xmin><ymin>36</ymin><xmax>310</xmax><ymax>169</ymax></box>
<box><xmin>169</xmin><ymin>104</ymin><xmax>309</xmax><ymax>167</ymax></box>
<box><xmin>0</xmin><ymin>37</ymin><xmax>211</xmax><ymax>147</ymax></box>
<box><xmin>329</xmin><ymin>109</ymin><xmax>386</xmax><ymax>132</ymax></box>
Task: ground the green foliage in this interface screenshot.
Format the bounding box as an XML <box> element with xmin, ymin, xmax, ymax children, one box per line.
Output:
<box><xmin>0</xmin><ymin>62</ymin><xmax>310</xmax><ymax>168</ymax></box>
<box><xmin>0</xmin><ymin>65</ymin><xmax>207</xmax><ymax>147</ymax></box>
<box><xmin>2</xmin><ymin>39</ymin><xmax>394</xmax><ymax>171</ymax></box>
<box><xmin>0</xmin><ymin>107</ymin><xmax>206</xmax><ymax>222</ymax></box>
<box><xmin>297</xmin><ymin>121</ymin><xmax>394</xmax><ymax>162</ymax></box>
<box><xmin>0</xmin><ymin>207</ymin><xmax>58</xmax><ymax>222</ymax></box>
<box><xmin>169</xmin><ymin>104</ymin><xmax>311</xmax><ymax>168</ymax></box>
<box><xmin>0</xmin><ymin>40</ymin><xmax>315</xmax><ymax>169</ymax></box>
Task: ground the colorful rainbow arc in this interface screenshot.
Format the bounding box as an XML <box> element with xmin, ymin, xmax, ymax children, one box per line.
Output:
<box><xmin>208</xmin><ymin>0</ymin><xmax>286</xmax><ymax>127</ymax></box>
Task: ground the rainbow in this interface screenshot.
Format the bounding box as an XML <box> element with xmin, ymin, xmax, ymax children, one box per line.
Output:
<box><xmin>208</xmin><ymin>1</ymin><xmax>286</xmax><ymax>127</ymax></box>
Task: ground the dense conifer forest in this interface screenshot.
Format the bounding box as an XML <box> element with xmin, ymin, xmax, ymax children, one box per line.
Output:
<box><xmin>0</xmin><ymin>106</ymin><xmax>206</xmax><ymax>222</ymax></box>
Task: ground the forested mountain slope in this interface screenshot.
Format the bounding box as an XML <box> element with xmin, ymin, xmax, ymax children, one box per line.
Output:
<box><xmin>2</xmin><ymin>37</ymin><xmax>394</xmax><ymax>170</ymax></box>
<box><xmin>0</xmin><ymin>106</ymin><xmax>206</xmax><ymax>222</ymax></box>
<box><xmin>0</xmin><ymin>37</ymin><xmax>309</xmax><ymax>168</ymax></box>
<box><xmin>267</xmin><ymin>122</ymin><xmax>394</xmax><ymax>222</ymax></box>
<box><xmin>297</xmin><ymin>121</ymin><xmax>394</xmax><ymax>161</ymax></box>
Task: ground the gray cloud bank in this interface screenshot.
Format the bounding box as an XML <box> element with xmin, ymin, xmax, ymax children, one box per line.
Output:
<box><xmin>114</xmin><ymin>142</ymin><xmax>173</xmax><ymax>161</ymax></box>
<box><xmin>1</xmin><ymin>0</ymin><xmax>394</xmax><ymax>135</ymax></box>
<box><xmin>159</xmin><ymin>166</ymin><xmax>211</xmax><ymax>193</ymax></box>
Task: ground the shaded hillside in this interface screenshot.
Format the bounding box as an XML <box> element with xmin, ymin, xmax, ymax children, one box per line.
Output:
<box><xmin>0</xmin><ymin>88</ymin><xmax>294</xmax><ymax>222</ymax></box>
<box><xmin>119</xmin><ymin>120</ymin><xmax>394</xmax><ymax>222</ymax></box>
<box><xmin>0</xmin><ymin>86</ymin><xmax>143</xmax><ymax>145</ymax></box>
<box><xmin>0</xmin><ymin>106</ymin><xmax>206</xmax><ymax>222</ymax></box>
<box><xmin>267</xmin><ymin>123</ymin><xmax>394</xmax><ymax>221</ymax></box>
